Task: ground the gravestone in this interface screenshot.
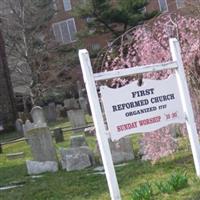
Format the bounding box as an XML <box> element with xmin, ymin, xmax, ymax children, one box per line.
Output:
<box><xmin>43</xmin><ymin>106</ymin><xmax>48</xmax><ymax>122</ymax></box>
<box><xmin>24</xmin><ymin>108</ymin><xmax>58</xmax><ymax>174</ymax></box>
<box><xmin>31</xmin><ymin>106</ymin><xmax>46</xmax><ymax>126</ymax></box>
<box><xmin>23</xmin><ymin>119</ymin><xmax>32</xmax><ymax>142</ymax></box>
<box><xmin>53</xmin><ymin>128</ymin><xmax>64</xmax><ymax>143</ymax></box>
<box><xmin>15</xmin><ymin>118</ymin><xmax>24</xmax><ymax>135</ymax></box>
<box><xmin>60</xmin><ymin>146</ymin><xmax>95</xmax><ymax>171</ymax></box>
<box><xmin>56</xmin><ymin>104</ymin><xmax>64</xmax><ymax>120</ymax></box>
<box><xmin>67</xmin><ymin>109</ymin><xmax>86</xmax><ymax>133</ymax></box>
<box><xmin>70</xmin><ymin>135</ymin><xmax>88</xmax><ymax>147</ymax></box>
<box><xmin>79</xmin><ymin>97</ymin><xmax>89</xmax><ymax>114</ymax></box>
<box><xmin>48</xmin><ymin>102</ymin><xmax>57</xmax><ymax>122</ymax></box>
<box><xmin>27</xmin><ymin>127</ymin><xmax>57</xmax><ymax>162</ymax></box>
<box><xmin>96</xmin><ymin>137</ymin><xmax>134</xmax><ymax>164</ymax></box>
<box><xmin>64</xmin><ymin>98</ymin><xmax>79</xmax><ymax>110</ymax></box>
<box><xmin>109</xmin><ymin>137</ymin><xmax>134</xmax><ymax>164</ymax></box>
<box><xmin>77</xmin><ymin>80</ymin><xmax>89</xmax><ymax>114</ymax></box>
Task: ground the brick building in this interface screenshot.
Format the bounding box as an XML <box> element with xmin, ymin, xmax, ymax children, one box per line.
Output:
<box><xmin>49</xmin><ymin>0</ymin><xmax>188</xmax><ymax>51</ymax></box>
<box><xmin>0</xmin><ymin>30</ymin><xmax>17</xmax><ymax>131</ymax></box>
<box><xmin>147</xmin><ymin>0</ymin><xmax>185</xmax><ymax>13</ymax></box>
<box><xmin>50</xmin><ymin>0</ymin><xmax>111</xmax><ymax>53</ymax></box>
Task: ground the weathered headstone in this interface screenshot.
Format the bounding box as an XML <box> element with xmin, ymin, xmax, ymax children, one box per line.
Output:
<box><xmin>79</xmin><ymin>97</ymin><xmax>89</xmax><ymax>114</ymax></box>
<box><xmin>70</xmin><ymin>135</ymin><xmax>88</xmax><ymax>147</ymax></box>
<box><xmin>48</xmin><ymin>102</ymin><xmax>57</xmax><ymax>122</ymax></box>
<box><xmin>53</xmin><ymin>128</ymin><xmax>64</xmax><ymax>143</ymax></box>
<box><xmin>15</xmin><ymin>118</ymin><xmax>24</xmax><ymax>135</ymax></box>
<box><xmin>24</xmin><ymin>113</ymin><xmax>58</xmax><ymax>174</ymax></box>
<box><xmin>56</xmin><ymin>104</ymin><xmax>64</xmax><ymax>120</ymax></box>
<box><xmin>23</xmin><ymin>120</ymin><xmax>32</xmax><ymax>142</ymax></box>
<box><xmin>27</xmin><ymin>127</ymin><xmax>57</xmax><ymax>162</ymax></box>
<box><xmin>109</xmin><ymin>137</ymin><xmax>134</xmax><ymax>164</ymax></box>
<box><xmin>67</xmin><ymin>109</ymin><xmax>86</xmax><ymax>133</ymax></box>
<box><xmin>31</xmin><ymin>106</ymin><xmax>46</xmax><ymax>126</ymax></box>
<box><xmin>43</xmin><ymin>106</ymin><xmax>48</xmax><ymax>122</ymax></box>
<box><xmin>96</xmin><ymin>137</ymin><xmax>134</xmax><ymax>164</ymax></box>
<box><xmin>64</xmin><ymin>98</ymin><xmax>79</xmax><ymax>110</ymax></box>
<box><xmin>60</xmin><ymin>146</ymin><xmax>95</xmax><ymax>171</ymax></box>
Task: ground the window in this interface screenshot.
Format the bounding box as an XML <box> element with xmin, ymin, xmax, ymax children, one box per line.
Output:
<box><xmin>176</xmin><ymin>0</ymin><xmax>185</xmax><ymax>8</ymax></box>
<box><xmin>91</xmin><ymin>43</ymin><xmax>101</xmax><ymax>51</ymax></box>
<box><xmin>63</xmin><ymin>0</ymin><xmax>71</xmax><ymax>11</ymax></box>
<box><xmin>158</xmin><ymin>0</ymin><xmax>168</xmax><ymax>12</ymax></box>
<box><xmin>52</xmin><ymin>0</ymin><xmax>58</xmax><ymax>11</ymax></box>
<box><xmin>52</xmin><ymin>18</ymin><xmax>77</xmax><ymax>44</ymax></box>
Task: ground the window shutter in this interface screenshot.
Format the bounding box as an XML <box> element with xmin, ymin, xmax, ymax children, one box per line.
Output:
<box><xmin>60</xmin><ymin>21</ymin><xmax>71</xmax><ymax>44</ymax></box>
<box><xmin>67</xmin><ymin>18</ymin><xmax>77</xmax><ymax>42</ymax></box>
<box><xmin>52</xmin><ymin>23</ymin><xmax>62</xmax><ymax>43</ymax></box>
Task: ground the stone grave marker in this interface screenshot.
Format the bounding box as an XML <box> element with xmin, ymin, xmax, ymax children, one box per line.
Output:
<box><xmin>31</xmin><ymin>106</ymin><xmax>46</xmax><ymax>126</ymax></box>
<box><xmin>64</xmin><ymin>98</ymin><xmax>79</xmax><ymax>110</ymax></box>
<box><xmin>24</xmin><ymin>107</ymin><xmax>58</xmax><ymax>174</ymax></box>
<box><xmin>67</xmin><ymin>109</ymin><xmax>86</xmax><ymax>133</ymax></box>
<box><xmin>96</xmin><ymin>137</ymin><xmax>134</xmax><ymax>164</ymax></box>
<box><xmin>27</xmin><ymin>127</ymin><xmax>57</xmax><ymax>162</ymax></box>
<box><xmin>60</xmin><ymin>146</ymin><xmax>95</xmax><ymax>171</ymax></box>
<box><xmin>56</xmin><ymin>104</ymin><xmax>64</xmax><ymax>120</ymax></box>
<box><xmin>70</xmin><ymin>135</ymin><xmax>88</xmax><ymax>147</ymax></box>
<box><xmin>15</xmin><ymin>118</ymin><xmax>24</xmax><ymax>134</ymax></box>
<box><xmin>79</xmin><ymin>97</ymin><xmax>90</xmax><ymax>114</ymax></box>
<box><xmin>48</xmin><ymin>102</ymin><xmax>57</xmax><ymax>122</ymax></box>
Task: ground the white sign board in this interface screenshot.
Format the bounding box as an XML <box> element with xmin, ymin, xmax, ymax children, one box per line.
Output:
<box><xmin>101</xmin><ymin>75</ymin><xmax>185</xmax><ymax>141</ymax></box>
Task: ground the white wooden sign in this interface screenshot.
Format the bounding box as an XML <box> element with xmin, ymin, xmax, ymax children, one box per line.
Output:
<box><xmin>79</xmin><ymin>38</ymin><xmax>200</xmax><ymax>200</ymax></box>
<box><xmin>101</xmin><ymin>75</ymin><xmax>185</xmax><ymax>141</ymax></box>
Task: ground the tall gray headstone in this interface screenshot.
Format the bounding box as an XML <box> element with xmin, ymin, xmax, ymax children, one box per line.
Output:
<box><xmin>56</xmin><ymin>104</ymin><xmax>64</xmax><ymax>120</ymax></box>
<box><xmin>15</xmin><ymin>118</ymin><xmax>24</xmax><ymax>135</ymax></box>
<box><xmin>48</xmin><ymin>102</ymin><xmax>57</xmax><ymax>122</ymax></box>
<box><xmin>67</xmin><ymin>109</ymin><xmax>86</xmax><ymax>133</ymax></box>
<box><xmin>27</xmin><ymin>127</ymin><xmax>57</xmax><ymax>162</ymax></box>
<box><xmin>79</xmin><ymin>97</ymin><xmax>89</xmax><ymax>114</ymax></box>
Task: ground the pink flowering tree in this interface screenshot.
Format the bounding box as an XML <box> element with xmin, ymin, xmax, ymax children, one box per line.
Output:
<box><xmin>98</xmin><ymin>13</ymin><xmax>200</xmax><ymax>162</ymax></box>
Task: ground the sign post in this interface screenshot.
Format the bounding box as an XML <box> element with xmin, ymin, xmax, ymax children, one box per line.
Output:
<box><xmin>170</xmin><ymin>38</ymin><xmax>200</xmax><ymax>176</ymax></box>
<box><xmin>79</xmin><ymin>50</ymin><xmax>121</xmax><ymax>200</ymax></box>
<box><xmin>79</xmin><ymin>38</ymin><xmax>200</xmax><ymax>200</ymax></box>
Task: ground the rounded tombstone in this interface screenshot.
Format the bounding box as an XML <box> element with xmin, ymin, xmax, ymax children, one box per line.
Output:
<box><xmin>31</xmin><ymin>106</ymin><xmax>46</xmax><ymax>126</ymax></box>
<box><xmin>15</xmin><ymin>118</ymin><xmax>24</xmax><ymax>135</ymax></box>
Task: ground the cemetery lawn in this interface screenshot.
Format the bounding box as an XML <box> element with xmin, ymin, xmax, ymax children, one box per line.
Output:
<box><xmin>1</xmin><ymin>121</ymin><xmax>200</xmax><ymax>199</ymax></box>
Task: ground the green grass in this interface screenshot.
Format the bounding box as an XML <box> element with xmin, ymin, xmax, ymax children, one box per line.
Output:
<box><xmin>0</xmin><ymin>119</ymin><xmax>200</xmax><ymax>200</ymax></box>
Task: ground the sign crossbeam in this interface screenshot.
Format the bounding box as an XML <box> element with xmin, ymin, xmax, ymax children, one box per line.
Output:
<box><xmin>94</xmin><ymin>61</ymin><xmax>178</xmax><ymax>81</ymax></box>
